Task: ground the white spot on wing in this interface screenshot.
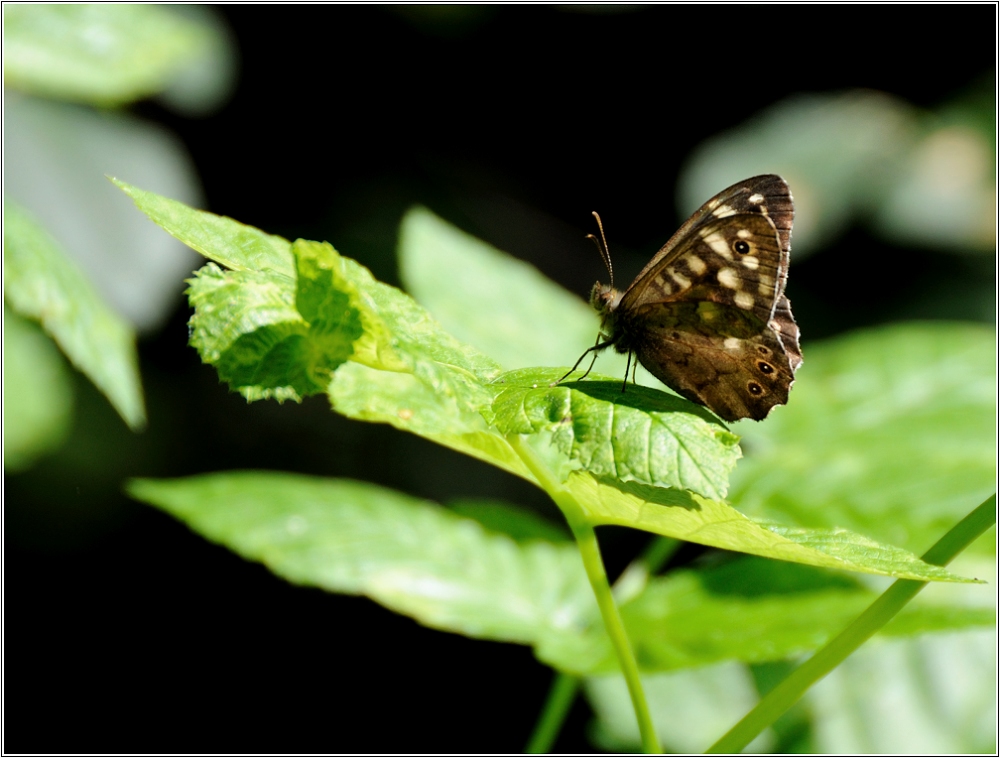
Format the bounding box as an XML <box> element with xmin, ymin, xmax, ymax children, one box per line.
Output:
<box><xmin>734</xmin><ymin>291</ymin><xmax>755</xmax><ymax>309</ymax></box>
<box><xmin>712</xmin><ymin>203</ymin><xmax>737</xmax><ymax>218</ymax></box>
<box><xmin>736</xmin><ymin>229</ymin><xmax>752</xmax><ymax>239</ymax></box>
<box><xmin>669</xmin><ymin>268</ymin><xmax>691</xmax><ymax>289</ymax></box>
<box><xmin>717</xmin><ymin>267</ymin><xmax>740</xmax><ymax>289</ymax></box>
<box><xmin>701</xmin><ymin>230</ymin><xmax>733</xmax><ymax>259</ymax></box>
<box><xmin>748</xmin><ymin>193</ymin><xmax>764</xmax><ymax>204</ymax></box>
<box><xmin>758</xmin><ymin>275</ymin><xmax>775</xmax><ymax>295</ymax></box>
<box><xmin>742</xmin><ymin>256</ymin><xmax>759</xmax><ymax>270</ymax></box>
<box><xmin>685</xmin><ymin>255</ymin><xmax>707</xmax><ymax>275</ymax></box>
<box><xmin>724</xmin><ymin>337</ymin><xmax>740</xmax><ymax>349</ymax></box>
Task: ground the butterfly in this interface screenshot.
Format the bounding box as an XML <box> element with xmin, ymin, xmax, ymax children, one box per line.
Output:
<box><xmin>561</xmin><ymin>174</ymin><xmax>802</xmax><ymax>422</ymax></box>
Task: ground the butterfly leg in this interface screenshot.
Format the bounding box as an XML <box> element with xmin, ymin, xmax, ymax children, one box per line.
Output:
<box><xmin>621</xmin><ymin>352</ymin><xmax>632</xmax><ymax>392</ymax></box>
<box><xmin>555</xmin><ymin>333</ymin><xmax>614</xmax><ymax>384</ymax></box>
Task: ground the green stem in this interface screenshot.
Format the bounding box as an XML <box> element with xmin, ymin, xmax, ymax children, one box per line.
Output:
<box><xmin>525</xmin><ymin>672</ymin><xmax>579</xmax><ymax>753</ymax></box>
<box><xmin>571</xmin><ymin>517</ymin><xmax>662</xmax><ymax>753</ymax></box>
<box><xmin>707</xmin><ymin>493</ymin><xmax>996</xmax><ymax>754</ymax></box>
<box><xmin>640</xmin><ymin>536</ymin><xmax>682</xmax><ymax>574</ymax></box>
<box><xmin>510</xmin><ymin>436</ymin><xmax>662</xmax><ymax>754</ymax></box>
<box><xmin>524</xmin><ymin>536</ymin><xmax>679</xmax><ymax>751</ymax></box>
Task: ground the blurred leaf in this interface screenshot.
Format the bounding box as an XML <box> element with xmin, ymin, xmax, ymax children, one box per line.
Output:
<box><xmin>486</xmin><ymin>368</ymin><xmax>741</xmax><ymax>500</ymax></box>
<box><xmin>875</xmin><ymin>125</ymin><xmax>995</xmax><ymax>253</ymax></box>
<box><xmin>680</xmin><ymin>91</ymin><xmax>919</xmax><ymax>258</ymax></box>
<box><xmin>397</xmin><ymin>205</ymin><xmax>656</xmax><ymax>385</ymax></box>
<box><xmin>3</xmin><ymin>4</ymin><xmax>215</xmax><ymax>106</ymax></box>
<box><xmin>538</xmin><ymin>555</ymin><xmax>991</xmax><ymax>675</ymax></box>
<box><xmin>4</xmin><ymin>201</ymin><xmax>145</xmax><ymax>429</ymax></box>
<box><xmin>152</xmin><ymin>6</ymin><xmax>237</xmax><ymax>117</ymax></box>
<box><xmin>587</xmin><ymin>664</ymin><xmax>772</xmax><ymax>753</ymax></box>
<box><xmin>3</xmin><ymin>309</ymin><xmax>73</xmax><ymax>470</ymax></box>
<box><xmin>446</xmin><ymin>498</ymin><xmax>571</xmax><ymax>543</ymax></box>
<box><xmin>128</xmin><ymin>472</ymin><xmax>597</xmax><ymax>645</ymax></box>
<box><xmin>6</xmin><ymin>95</ymin><xmax>203</xmax><ymax>332</ymax></box>
<box><xmin>807</xmin><ymin>630</ymin><xmax>996</xmax><ymax>753</ymax></box>
<box><xmin>730</xmin><ymin>322</ymin><xmax>996</xmax><ymax>555</ymax></box>
<box><xmin>399</xmin><ymin>205</ymin><xmax>597</xmax><ymax>370</ymax></box>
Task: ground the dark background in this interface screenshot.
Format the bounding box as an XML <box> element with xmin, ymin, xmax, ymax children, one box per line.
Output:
<box><xmin>6</xmin><ymin>6</ymin><xmax>994</xmax><ymax>753</ymax></box>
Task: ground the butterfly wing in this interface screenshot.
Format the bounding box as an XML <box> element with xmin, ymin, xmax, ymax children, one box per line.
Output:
<box><xmin>626</xmin><ymin>174</ymin><xmax>795</xmax><ymax>308</ymax></box>
<box><xmin>620</xmin><ymin>212</ymin><xmax>785</xmax><ymax>326</ymax></box>
<box><xmin>626</xmin><ymin>300</ymin><xmax>796</xmax><ymax>421</ymax></box>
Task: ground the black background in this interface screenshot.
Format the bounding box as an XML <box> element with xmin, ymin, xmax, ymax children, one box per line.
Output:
<box><xmin>5</xmin><ymin>5</ymin><xmax>995</xmax><ymax>753</ymax></box>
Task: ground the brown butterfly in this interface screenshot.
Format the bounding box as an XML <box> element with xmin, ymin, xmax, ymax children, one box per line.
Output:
<box><xmin>562</xmin><ymin>175</ymin><xmax>802</xmax><ymax>422</ymax></box>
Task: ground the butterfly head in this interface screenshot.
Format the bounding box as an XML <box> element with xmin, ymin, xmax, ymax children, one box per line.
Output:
<box><xmin>590</xmin><ymin>281</ymin><xmax>623</xmax><ymax>331</ymax></box>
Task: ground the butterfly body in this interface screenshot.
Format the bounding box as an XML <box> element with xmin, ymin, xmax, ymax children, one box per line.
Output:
<box><xmin>583</xmin><ymin>175</ymin><xmax>802</xmax><ymax>422</ymax></box>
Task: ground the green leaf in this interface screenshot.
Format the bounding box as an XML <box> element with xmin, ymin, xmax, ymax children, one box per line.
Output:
<box><xmin>587</xmin><ymin>664</ymin><xmax>772</xmax><ymax>753</ymax></box>
<box><xmin>3</xmin><ymin>309</ymin><xmax>73</xmax><ymax>470</ymax></box>
<box><xmin>446</xmin><ymin>498</ymin><xmax>571</xmax><ymax>544</ymax></box>
<box><xmin>730</xmin><ymin>323</ymin><xmax>996</xmax><ymax>555</ymax></box>
<box><xmin>3</xmin><ymin>5</ymin><xmax>215</xmax><ymax>106</ymax></box>
<box><xmin>116</xmin><ymin>186</ymin><xmax>984</xmax><ymax>587</ymax></box>
<box><xmin>3</xmin><ymin>201</ymin><xmax>145</xmax><ymax>429</ymax></box>
<box><xmin>538</xmin><ymin>556</ymin><xmax>992</xmax><ymax>675</ymax></box>
<box><xmin>398</xmin><ymin>205</ymin><xmax>598</xmax><ymax>370</ymax></box>
<box><xmin>113</xmin><ymin>178</ymin><xmax>296</xmax><ymax>278</ymax></box>
<box><xmin>807</xmin><ymin>630</ymin><xmax>995</xmax><ymax>752</ymax></box>
<box><xmin>397</xmin><ymin>204</ymin><xmax>655</xmax><ymax>384</ymax></box>
<box><xmin>185</xmin><ymin>240</ymin><xmax>365</xmax><ymax>401</ymax></box>
<box><xmin>128</xmin><ymin>472</ymin><xmax>597</xmax><ymax>645</ymax></box>
<box><xmin>563</xmin><ymin>473</ymin><xmax>975</xmax><ymax>583</ymax></box>
<box><xmin>486</xmin><ymin>368</ymin><xmax>741</xmax><ymax>500</ymax></box>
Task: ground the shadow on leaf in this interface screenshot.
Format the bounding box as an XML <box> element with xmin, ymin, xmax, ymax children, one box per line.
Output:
<box><xmin>594</xmin><ymin>475</ymin><xmax>706</xmax><ymax>513</ymax></box>
<box><xmin>563</xmin><ymin>379</ymin><xmax>724</xmax><ymax>427</ymax></box>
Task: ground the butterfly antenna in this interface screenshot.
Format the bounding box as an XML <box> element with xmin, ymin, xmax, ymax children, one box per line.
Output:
<box><xmin>589</xmin><ymin>211</ymin><xmax>614</xmax><ymax>289</ymax></box>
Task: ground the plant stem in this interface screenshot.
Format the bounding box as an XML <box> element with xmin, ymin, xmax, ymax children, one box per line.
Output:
<box><xmin>525</xmin><ymin>672</ymin><xmax>579</xmax><ymax>753</ymax></box>
<box><xmin>570</xmin><ymin>517</ymin><xmax>663</xmax><ymax>753</ymax></box>
<box><xmin>524</xmin><ymin>538</ymin><xmax>679</xmax><ymax>751</ymax></box>
<box><xmin>509</xmin><ymin>436</ymin><xmax>662</xmax><ymax>754</ymax></box>
<box><xmin>707</xmin><ymin>493</ymin><xmax>997</xmax><ymax>754</ymax></box>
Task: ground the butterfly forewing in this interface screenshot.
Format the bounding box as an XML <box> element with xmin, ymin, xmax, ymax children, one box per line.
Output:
<box><xmin>619</xmin><ymin>212</ymin><xmax>783</xmax><ymax>327</ymax></box>
<box><xmin>626</xmin><ymin>175</ymin><xmax>793</xmax><ymax>287</ymax></box>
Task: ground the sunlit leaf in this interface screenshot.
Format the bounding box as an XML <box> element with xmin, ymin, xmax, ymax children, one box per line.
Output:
<box><xmin>730</xmin><ymin>322</ymin><xmax>996</xmax><ymax>555</ymax></box>
<box><xmin>128</xmin><ymin>472</ymin><xmax>597</xmax><ymax>644</ymax></box>
<box><xmin>486</xmin><ymin>368</ymin><xmax>740</xmax><ymax>500</ymax></box>
<box><xmin>114</xmin><ymin>178</ymin><xmax>295</xmax><ymax>277</ymax></box>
